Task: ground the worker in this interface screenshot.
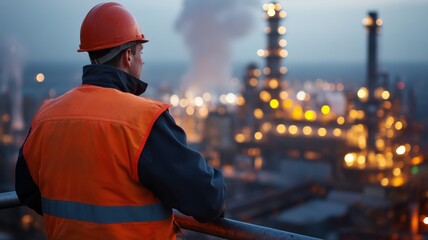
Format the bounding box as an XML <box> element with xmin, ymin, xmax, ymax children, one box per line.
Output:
<box><xmin>14</xmin><ymin>2</ymin><xmax>226</xmax><ymax>239</ymax></box>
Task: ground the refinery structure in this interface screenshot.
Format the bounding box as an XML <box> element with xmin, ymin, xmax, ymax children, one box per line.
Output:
<box><xmin>168</xmin><ymin>2</ymin><xmax>423</xmax><ymax>188</ymax></box>
<box><xmin>1</xmin><ymin>1</ymin><xmax>428</xmax><ymax>239</ymax></box>
<box><xmin>160</xmin><ymin>2</ymin><xmax>427</xmax><ymax>239</ymax></box>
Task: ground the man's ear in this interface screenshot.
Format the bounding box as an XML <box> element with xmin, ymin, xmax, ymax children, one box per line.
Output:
<box><xmin>121</xmin><ymin>48</ymin><xmax>133</xmax><ymax>69</ymax></box>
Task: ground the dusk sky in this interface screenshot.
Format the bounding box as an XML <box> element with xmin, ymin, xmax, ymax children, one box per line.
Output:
<box><xmin>0</xmin><ymin>0</ymin><xmax>427</xmax><ymax>65</ymax></box>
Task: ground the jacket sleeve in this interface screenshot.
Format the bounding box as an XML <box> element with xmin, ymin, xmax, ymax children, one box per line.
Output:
<box><xmin>138</xmin><ymin>111</ymin><xmax>226</xmax><ymax>223</ymax></box>
<box><xmin>15</xmin><ymin>128</ymin><xmax>43</xmax><ymax>215</ymax></box>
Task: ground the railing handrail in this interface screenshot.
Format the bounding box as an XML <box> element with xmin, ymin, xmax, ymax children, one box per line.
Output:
<box><xmin>0</xmin><ymin>191</ymin><xmax>320</xmax><ymax>240</ymax></box>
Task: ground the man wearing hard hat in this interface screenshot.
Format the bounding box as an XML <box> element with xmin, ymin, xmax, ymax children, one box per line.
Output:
<box><xmin>15</xmin><ymin>2</ymin><xmax>226</xmax><ymax>239</ymax></box>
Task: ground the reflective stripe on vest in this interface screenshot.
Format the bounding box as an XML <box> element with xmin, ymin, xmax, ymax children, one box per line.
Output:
<box><xmin>42</xmin><ymin>197</ymin><xmax>172</xmax><ymax>224</ymax></box>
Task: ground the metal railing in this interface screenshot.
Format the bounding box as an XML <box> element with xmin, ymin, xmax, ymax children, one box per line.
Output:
<box><xmin>0</xmin><ymin>191</ymin><xmax>320</xmax><ymax>240</ymax></box>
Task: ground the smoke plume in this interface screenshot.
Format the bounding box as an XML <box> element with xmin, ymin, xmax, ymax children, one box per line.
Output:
<box><xmin>175</xmin><ymin>0</ymin><xmax>258</xmax><ymax>98</ymax></box>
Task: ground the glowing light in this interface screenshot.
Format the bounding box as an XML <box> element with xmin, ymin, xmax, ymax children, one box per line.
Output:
<box><xmin>276</xmin><ymin>124</ymin><xmax>286</xmax><ymax>134</ymax></box>
<box><xmin>274</xmin><ymin>3</ymin><xmax>281</xmax><ymax>11</ymax></box>
<box><xmin>411</xmin><ymin>155</ymin><xmax>423</xmax><ymax>165</ymax></box>
<box><xmin>261</xmin><ymin>122</ymin><xmax>272</xmax><ymax>132</ymax></box>
<box><xmin>170</xmin><ymin>95</ymin><xmax>179</xmax><ymax>106</ymax></box>
<box><xmin>344</xmin><ymin>153</ymin><xmax>356</xmax><ymax>164</ymax></box>
<box><xmin>381</xmin><ymin>90</ymin><xmax>390</xmax><ymax>100</ymax></box>
<box><xmin>225</xmin><ymin>93</ymin><xmax>236</xmax><ymax>104</ymax></box>
<box><xmin>269</xmin><ymin>79</ymin><xmax>279</xmax><ymax>89</ymax></box>
<box><xmin>380</xmin><ymin>178</ymin><xmax>389</xmax><ymax>187</ymax></box>
<box><xmin>318</xmin><ymin>128</ymin><xmax>327</xmax><ymax>137</ymax></box>
<box><xmin>257</xmin><ymin>49</ymin><xmax>265</xmax><ymax>57</ymax></box>
<box><xmin>236</xmin><ymin>96</ymin><xmax>245</xmax><ymax>106</ymax></box>
<box><xmin>278</xmin><ymin>26</ymin><xmax>286</xmax><ymax>35</ymax></box>
<box><xmin>254</xmin><ymin>108</ymin><xmax>264</xmax><ymax>119</ymax></box>
<box><xmin>362</xmin><ymin>17</ymin><xmax>374</xmax><ymax>27</ymax></box>
<box><xmin>291</xmin><ymin>106</ymin><xmax>303</xmax><ymax>120</ymax></box>
<box><xmin>349</xmin><ymin>110</ymin><xmax>359</xmax><ymax>120</ymax></box>
<box><xmin>288</xmin><ymin>125</ymin><xmax>298</xmax><ymax>135</ymax></box>
<box><xmin>396</xmin><ymin>145</ymin><xmax>406</xmax><ymax>155</ymax></box>
<box><xmin>260</xmin><ymin>91</ymin><xmax>271</xmax><ymax>102</ymax></box>
<box><xmin>267</xmin><ymin>9</ymin><xmax>275</xmax><ymax>17</ymax></box>
<box><xmin>279</xmin><ymin>91</ymin><xmax>288</xmax><ymax>100</ymax></box>
<box><xmin>385</xmin><ymin>116</ymin><xmax>395</xmax><ymax>128</ymax></box>
<box><xmin>386</xmin><ymin>129</ymin><xmax>394</xmax><ymax>138</ymax></box>
<box><xmin>357</xmin><ymin>136</ymin><xmax>366</xmax><ymax>149</ymax></box>
<box><xmin>21</xmin><ymin>214</ymin><xmax>33</xmax><ymax>230</ymax></box>
<box><xmin>333</xmin><ymin>128</ymin><xmax>342</xmax><ymax>137</ymax></box>
<box><xmin>279</xmin><ymin>49</ymin><xmax>288</xmax><ymax>58</ymax></box>
<box><xmin>424</xmin><ymin>217</ymin><xmax>428</xmax><ymax>225</ymax></box>
<box><xmin>222</xmin><ymin>165</ymin><xmax>234</xmax><ymax>176</ymax></box>
<box><xmin>279</xmin><ymin>39</ymin><xmax>287</xmax><ymax>47</ymax></box>
<box><xmin>337</xmin><ymin>116</ymin><xmax>345</xmax><ymax>125</ymax></box>
<box><xmin>283</xmin><ymin>99</ymin><xmax>293</xmax><ymax>109</ymax></box>
<box><xmin>194</xmin><ymin>97</ymin><xmax>204</xmax><ymax>107</ymax></box>
<box><xmin>357</xmin><ymin>155</ymin><xmax>366</xmax><ymax>165</ymax></box>
<box><xmin>376</xmin><ymin>19</ymin><xmax>383</xmax><ymax>26</ymax></box>
<box><xmin>219</xmin><ymin>95</ymin><xmax>227</xmax><ymax>104</ymax></box>
<box><xmin>186</xmin><ymin>106</ymin><xmax>195</xmax><ymax>115</ymax></box>
<box><xmin>296</xmin><ymin>91</ymin><xmax>306</xmax><ymax>101</ymax></box>
<box><xmin>279</xmin><ymin>11</ymin><xmax>287</xmax><ymax>18</ymax></box>
<box><xmin>321</xmin><ymin>105</ymin><xmax>330</xmax><ymax>115</ymax></box>
<box><xmin>304</xmin><ymin>110</ymin><xmax>316</xmax><ymax>121</ymax></box>
<box><xmin>302</xmin><ymin>126</ymin><xmax>312</xmax><ymax>136</ymax></box>
<box><xmin>357</xmin><ymin>87</ymin><xmax>368</xmax><ymax>101</ymax></box>
<box><xmin>376</xmin><ymin>139</ymin><xmax>385</xmax><ymax>151</ymax></box>
<box><xmin>198</xmin><ymin>107</ymin><xmax>209</xmax><ymax>118</ymax></box>
<box><xmin>357</xmin><ymin>110</ymin><xmax>365</xmax><ymax>119</ymax></box>
<box><xmin>179</xmin><ymin>98</ymin><xmax>189</xmax><ymax>108</ymax></box>
<box><xmin>254</xmin><ymin>132</ymin><xmax>263</xmax><ymax>141</ymax></box>
<box><xmin>253</xmin><ymin>69</ymin><xmax>262</xmax><ymax>77</ymax></box>
<box><xmin>280</xmin><ymin>66</ymin><xmax>288</xmax><ymax>74</ymax></box>
<box><xmin>249</xmin><ymin>78</ymin><xmax>258</xmax><ymax>87</ymax></box>
<box><xmin>235</xmin><ymin>133</ymin><xmax>245</xmax><ymax>143</ymax></box>
<box><xmin>254</xmin><ymin>156</ymin><xmax>263</xmax><ymax>170</ymax></box>
<box><xmin>262</xmin><ymin>4</ymin><xmax>269</xmax><ymax>11</ymax></box>
<box><xmin>263</xmin><ymin>67</ymin><xmax>271</xmax><ymax>75</ymax></box>
<box><xmin>270</xmin><ymin>99</ymin><xmax>280</xmax><ymax>109</ymax></box>
<box><xmin>36</xmin><ymin>73</ymin><xmax>45</xmax><ymax>82</ymax></box>
<box><xmin>393</xmin><ymin>168</ymin><xmax>401</xmax><ymax>176</ymax></box>
<box><xmin>384</xmin><ymin>101</ymin><xmax>392</xmax><ymax>109</ymax></box>
<box><xmin>395</xmin><ymin>121</ymin><xmax>403</xmax><ymax>130</ymax></box>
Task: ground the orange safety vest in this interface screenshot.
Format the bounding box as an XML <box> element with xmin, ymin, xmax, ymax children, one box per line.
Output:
<box><xmin>23</xmin><ymin>85</ymin><xmax>175</xmax><ymax>240</ymax></box>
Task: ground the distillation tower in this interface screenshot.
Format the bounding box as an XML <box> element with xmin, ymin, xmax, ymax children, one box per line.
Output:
<box><xmin>364</xmin><ymin>12</ymin><xmax>382</xmax><ymax>157</ymax></box>
<box><xmin>258</xmin><ymin>2</ymin><xmax>288</xmax><ymax>118</ymax></box>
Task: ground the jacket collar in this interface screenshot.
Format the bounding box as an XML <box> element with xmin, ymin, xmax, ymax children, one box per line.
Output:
<box><xmin>81</xmin><ymin>64</ymin><xmax>148</xmax><ymax>96</ymax></box>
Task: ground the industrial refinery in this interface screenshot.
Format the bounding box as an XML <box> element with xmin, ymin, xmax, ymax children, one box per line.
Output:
<box><xmin>1</xmin><ymin>1</ymin><xmax>428</xmax><ymax>239</ymax></box>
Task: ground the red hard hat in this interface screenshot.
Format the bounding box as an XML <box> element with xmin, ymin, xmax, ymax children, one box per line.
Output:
<box><xmin>78</xmin><ymin>2</ymin><xmax>148</xmax><ymax>52</ymax></box>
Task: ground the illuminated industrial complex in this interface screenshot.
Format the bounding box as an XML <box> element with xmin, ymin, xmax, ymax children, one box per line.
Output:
<box><xmin>1</xmin><ymin>1</ymin><xmax>427</xmax><ymax>239</ymax></box>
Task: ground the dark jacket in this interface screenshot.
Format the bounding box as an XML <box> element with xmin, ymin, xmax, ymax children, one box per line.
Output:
<box><xmin>15</xmin><ymin>64</ymin><xmax>226</xmax><ymax>223</ymax></box>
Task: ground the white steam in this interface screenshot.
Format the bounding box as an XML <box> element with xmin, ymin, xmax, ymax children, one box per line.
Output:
<box><xmin>175</xmin><ymin>0</ymin><xmax>258</xmax><ymax>98</ymax></box>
